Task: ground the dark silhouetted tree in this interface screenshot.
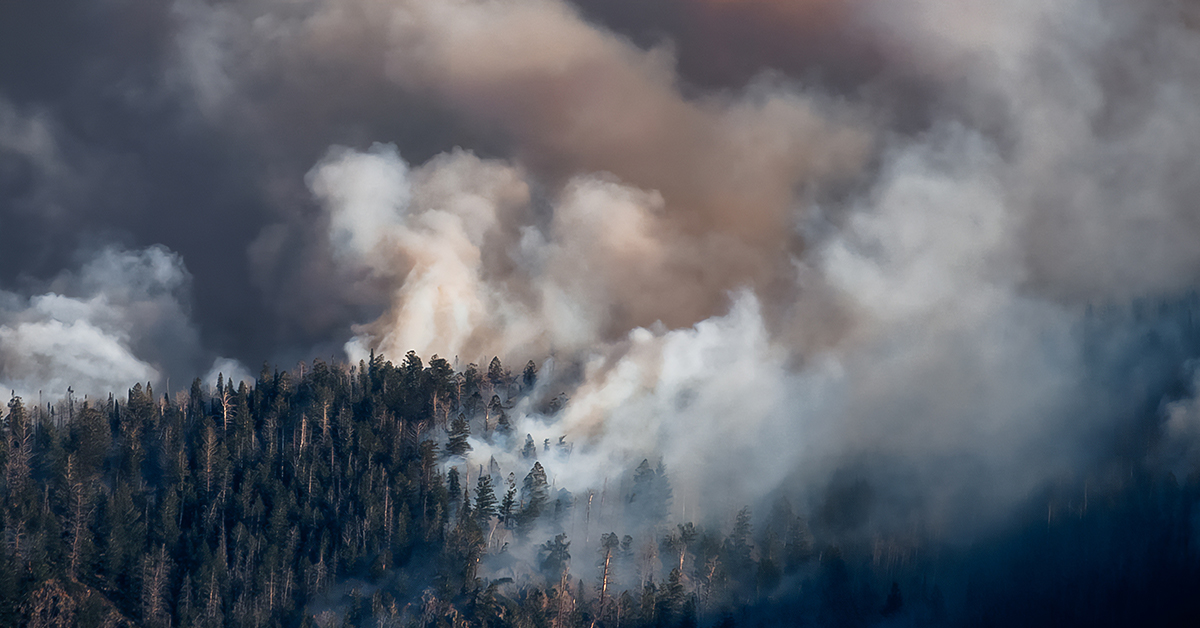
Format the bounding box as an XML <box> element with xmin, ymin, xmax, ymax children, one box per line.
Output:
<box><xmin>447</xmin><ymin>413</ymin><xmax>472</xmax><ymax>458</ymax></box>
<box><xmin>523</xmin><ymin>360</ymin><xmax>538</xmax><ymax>389</ymax></box>
<box><xmin>475</xmin><ymin>474</ymin><xmax>498</xmax><ymax>528</ymax></box>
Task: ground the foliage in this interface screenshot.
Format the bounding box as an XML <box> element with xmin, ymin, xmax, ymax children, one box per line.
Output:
<box><xmin>0</xmin><ymin>353</ymin><xmax>1196</xmax><ymax>628</ymax></box>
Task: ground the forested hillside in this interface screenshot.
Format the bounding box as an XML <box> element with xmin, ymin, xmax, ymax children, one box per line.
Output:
<box><xmin>2</xmin><ymin>352</ymin><xmax>1198</xmax><ymax>628</ymax></box>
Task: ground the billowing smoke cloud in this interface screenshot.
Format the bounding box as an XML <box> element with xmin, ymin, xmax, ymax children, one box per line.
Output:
<box><xmin>309</xmin><ymin>142</ymin><xmax>801</xmax><ymax>363</ymax></box>
<box><xmin>0</xmin><ymin>245</ymin><xmax>205</xmax><ymax>401</ymax></box>
<box><xmin>159</xmin><ymin>0</ymin><xmax>1200</xmax><ymax>534</ymax></box>
<box><xmin>5</xmin><ymin>0</ymin><xmax>1200</xmax><ymax>540</ymax></box>
<box><xmin>177</xmin><ymin>0</ymin><xmax>870</xmax><ymax>347</ymax></box>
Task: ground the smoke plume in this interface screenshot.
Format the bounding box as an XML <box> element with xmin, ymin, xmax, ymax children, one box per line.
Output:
<box><xmin>5</xmin><ymin>0</ymin><xmax>1200</xmax><ymax>538</ymax></box>
<box><xmin>0</xmin><ymin>245</ymin><xmax>204</xmax><ymax>401</ymax></box>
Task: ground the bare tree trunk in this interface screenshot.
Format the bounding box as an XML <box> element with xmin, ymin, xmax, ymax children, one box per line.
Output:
<box><xmin>64</xmin><ymin>457</ymin><xmax>94</xmax><ymax>581</ymax></box>
<box><xmin>142</xmin><ymin>545</ymin><xmax>171</xmax><ymax>627</ymax></box>
<box><xmin>203</xmin><ymin>424</ymin><xmax>217</xmax><ymax>496</ymax></box>
<box><xmin>220</xmin><ymin>388</ymin><xmax>232</xmax><ymax>432</ymax></box>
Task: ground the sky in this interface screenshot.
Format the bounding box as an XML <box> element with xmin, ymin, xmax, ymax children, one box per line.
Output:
<box><xmin>4</xmin><ymin>0</ymin><xmax>1200</xmax><ymax>534</ymax></box>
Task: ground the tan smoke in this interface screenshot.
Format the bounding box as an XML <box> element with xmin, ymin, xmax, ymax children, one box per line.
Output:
<box><xmin>271</xmin><ymin>0</ymin><xmax>869</xmax><ymax>357</ymax></box>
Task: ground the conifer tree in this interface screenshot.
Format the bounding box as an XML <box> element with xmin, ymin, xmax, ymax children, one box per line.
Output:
<box><xmin>523</xmin><ymin>360</ymin><xmax>538</xmax><ymax>389</ymax></box>
<box><xmin>448</xmin><ymin>467</ymin><xmax>461</xmax><ymax>506</ymax></box>
<box><xmin>474</xmin><ymin>474</ymin><xmax>498</xmax><ymax>527</ymax></box>
<box><xmin>67</xmin><ymin>403</ymin><xmax>109</xmax><ymax>475</ymax></box>
<box><xmin>598</xmin><ymin>532</ymin><xmax>620</xmax><ymax>608</ymax></box>
<box><xmin>658</xmin><ymin>567</ymin><xmax>686</xmax><ymax>624</ymax></box>
<box><xmin>461</xmin><ymin>363</ymin><xmax>481</xmax><ymax>401</ymax></box>
<box><xmin>4</xmin><ymin>396</ymin><xmax>32</xmax><ymax>506</ymax></box>
<box><xmin>500</xmin><ymin>473</ymin><xmax>517</xmax><ymax>526</ymax></box>
<box><xmin>487</xmin><ymin>357</ymin><xmax>505</xmax><ymax>391</ymax></box>
<box><xmin>724</xmin><ymin>507</ymin><xmax>755</xmax><ymax>585</ymax></box>
<box><xmin>519</xmin><ymin>462</ymin><xmax>550</xmax><ymax>533</ymax></box>
<box><xmin>495</xmin><ymin>409</ymin><xmax>513</xmax><ymax>437</ymax></box>
<box><xmin>784</xmin><ymin>515</ymin><xmax>814</xmax><ymax>572</ymax></box>
<box><xmin>539</xmin><ymin>534</ymin><xmax>571</xmax><ymax>582</ymax></box>
<box><xmin>629</xmin><ymin>459</ymin><xmax>672</xmax><ymax>523</ymax></box>
<box><xmin>446</xmin><ymin>414</ymin><xmax>472</xmax><ymax>458</ymax></box>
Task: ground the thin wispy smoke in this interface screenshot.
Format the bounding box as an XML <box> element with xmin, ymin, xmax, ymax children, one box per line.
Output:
<box><xmin>203</xmin><ymin>356</ymin><xmax>255</xmax><ymax>390</ymax></box>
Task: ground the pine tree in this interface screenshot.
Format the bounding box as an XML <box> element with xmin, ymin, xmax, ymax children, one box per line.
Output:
<box><xmin>445</xmin><ymin>505</ymin><xmax>484</xmax><ymax>590</ymax></box>
<box><xmin>756</xmin><ymin>553</ymin><xmax>782</xmax><ymax>596</ymax></box>
<box><xmin>67</xmin><ymin>403</ymin><xmax>110</xmax><ymax>475</ymax></box>
<box><xmin>474</xmin><ymin>474</ymin><xmax>498</xmax><ymax>527</ymax></box>
<box><xmin>523</xmin><ymin>360</ymin><xmax>538</xmax><ymax>388</ymax></box>
<box><xmin>426</xmin><ymin>355</ymin><xmax>456</xmax><ymax>423</ymax></box>
<box><xmin>4</xmin><ymin>396</ymin><xmax>33</xmax><ymax>503</ymax></box>
<box><xmin>446</xmin><ymin>414</ymin><xmax>472</xmax><ymax>458</ymax></box>
<box><xmin>629</xmin><ymin>459</ymin><xmax>671</xmax><ymax>523</ymax></box>
<box><xmin>461</xmin><ymin>364</ymin><xmax>481</xmax><ymax>401</ymax></box>
<box><xmin>141</xmin><ymin>545</ymin><xmax>173</xmax><ymax>628</ymax></box>
<box><xmin>486</xmin><ymin>395</ymin><xmax>503</xmax><ymax>434</ymax></box>
<box><xmin>539</xmin><ymin>534</ymin><xmax>571</xmax><ymax>582</ymax></box>
<box><xmin>658</xmin><ymin>567</ymin><xmax>686</xmax><ymax>624</ymax></box>
<box><xmin>519</xmin><ymin>462</ymin><xmax>550</xmax><ymax>533</ymax></box>
<box><xmin>60</xmin><ymin>454</ymin><xmax>96</xmax><ymax>581</ymax></box>
<box><xmin>448</xmin><ymin>467</ymin><xmax>462</xmax><ymax>506</ymax></box>
<box><xmin>487</xmin><ymin>357</ymin><xmax>505</xmax><ymax>391</ymax></box>
<box><xmin>598</xmin><ymin>532</ymin><xmax>620</xmax><ymax>608</ymax></box>
<box><xmin>724</xmin><ymin>507</ymin><xmax>755</xmax><ymax>585</ymax></box>
<box><xmin>784</xmin><ymin>515</ymin><xmax>814</xmax><ymax>572</ymax></box>
<box><xmin>495</xmin><ymin>409</ymin><xmax>513</xmax><ymax>437</ymax></box>
<box><xmin>677</xmin><ymin>522</ymin><xmax>698</xmax><ymax>573</ymax></box>
<box><xmin>500</xmin><ymin>473</ymin><xmax>517</xmax><ymax>526</ymax></box>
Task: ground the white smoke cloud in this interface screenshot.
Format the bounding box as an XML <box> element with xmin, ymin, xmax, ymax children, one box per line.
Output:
<box><xmin>311</xmin><ymin>142</ymin><xmax>713</xmax><ymax>365</ymax></box>
<box><xmin>865</xmin><ymin>0</ymin><xmax>1200</xmax><ymax>301</ymax></box>
<box><xmin>473</xmin><ymin>122</ymin><xmax>1092</xmax><ymax>531</ymax></box>
<box><xmin>310</xmin><ymin>144</ymin><xmax>545</xmax><ymax>362</ymax></box>
<box><xmin>204</xmin><ymin>356</ymin><xmax>255</xmax><ymax>391</ymax></box>
<box><xmin>0</xmin><ymin>245</ymin><xmax>202</xmax><ymax>402</ymax></box>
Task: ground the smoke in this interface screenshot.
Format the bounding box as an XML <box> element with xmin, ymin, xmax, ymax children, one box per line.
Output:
<box><xmin>203</xmin><ymin>357</ymin><xmax>255</xmax><ymax>390</ymax></box>
<box><xmin>288</xmin><ymin>0</ymin><xmax>1200</xmax><ymax>534</ymax></box>
<box><xmin>423</xmin><ymin>125</ymin><xmax>1091</xmax><ymax>534</ymax></box>
<box><xmin>311</xmin><ymin>144</ymin><xmax>541</xmax><ymax>361</ymax></box>
<box><xmin>0</xmin><ymin>99</ymin><xmax>64</xmax><ymax>217</ymax></box>
<box><xmin>176</xmin><ymin>0</ymin><xmax>869</xmax><ymax>346</ymax></box>
<box><xmin>0</xmin><ymin>245</ymin><xmax>207</xmax><ymax>401</ymax></box>
<box><xmin>4</xmin><ymin>0</ymin><xmax>1200</xmax><ymax>541</ymax></box>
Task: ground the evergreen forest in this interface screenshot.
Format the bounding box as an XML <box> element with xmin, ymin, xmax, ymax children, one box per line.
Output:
<box><xmin>1</xmin><ymin>351</ymin><xmax>1198</xmax><ymax>628</ymax></box>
